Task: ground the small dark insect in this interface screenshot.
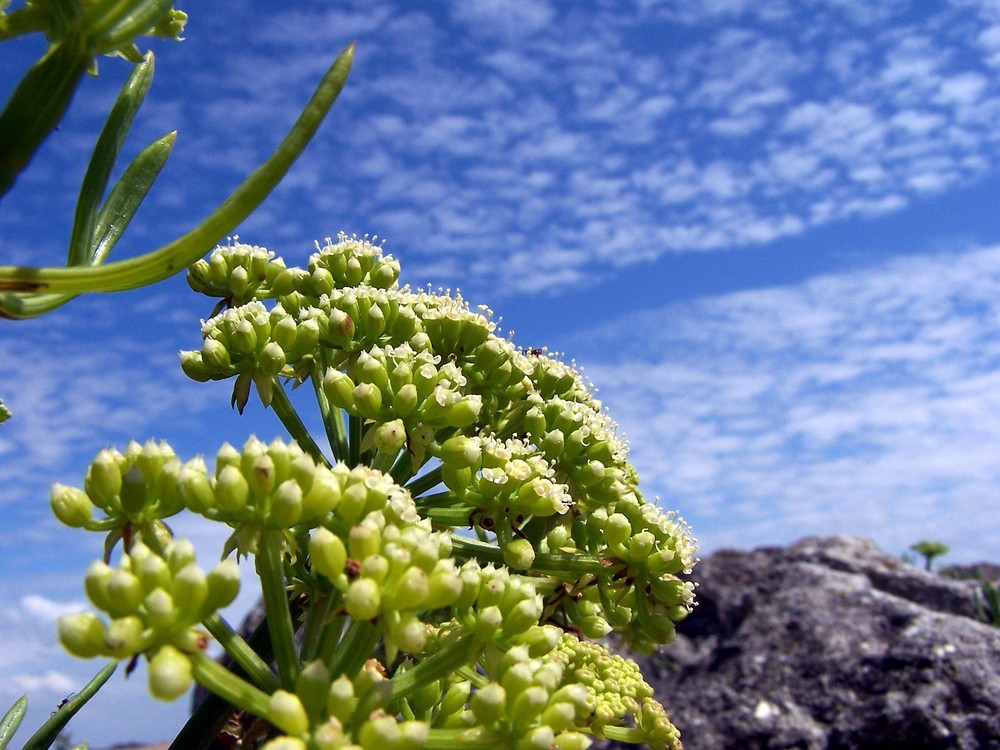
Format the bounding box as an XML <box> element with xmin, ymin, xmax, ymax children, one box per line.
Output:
<box><xmin>55</xmin><ymin>693</ymin><xmax>76</xmax><ymax>711</ymax></box>
<box><xmin>524</xmin><ymin>347</ymin><xmax>545</xmax><ymax>356</ymax></box>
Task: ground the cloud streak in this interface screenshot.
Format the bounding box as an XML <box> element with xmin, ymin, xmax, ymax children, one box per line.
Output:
<box><xmin>571</xmin><ymin>243</ymin><xmax>1000</xmax><ymax>562</ymax></box>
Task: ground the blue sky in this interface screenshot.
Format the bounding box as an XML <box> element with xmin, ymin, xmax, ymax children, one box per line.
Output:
<box><xmin>3</xmin><ymin>0</ymin><xmax>1000</xmax><ymax>745</ymax></box>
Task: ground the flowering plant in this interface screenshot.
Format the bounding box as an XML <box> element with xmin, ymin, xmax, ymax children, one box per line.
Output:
<box><xmin>41</xmin><ymin>235</ymin><xmax>698</xmax><ymax>749</ymax></box>
<box><xmin>1</xmin><ymin>5</ymin><xmax>697</xmax><ymax>748</ymax></box>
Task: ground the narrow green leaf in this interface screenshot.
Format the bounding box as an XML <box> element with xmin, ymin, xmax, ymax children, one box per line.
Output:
<box><xmin>0</xmin><ymin>42</ymin><xmax>356</xmax><ymax>296</ymax></box>
<box><xmin>0</xmin><ymin>695</ymin><xmax>27</xmax><ymax>750</ymax></box>
<box><xmin>20</xmin><ymin>662</ymin><xmax>116</xmax><ymax>750</ymax></box>
<box><xmin>0</xmin><ymin>38</ymin><xmax>90</xmax><ymax>197</ymax></box>
<box><xmin>91</xmin><ymin>129</ymin><xmax>175</xmax><ymax>263</ymax></box>
<box><xmin>0</xmin><ymin>131</ymin><xmax>174</xmax><ymax>318</ymax></box>
<box><xmin>68</xmin><ymin>51</ymin><xmax>155</xmax><ymax>266</ymax></box>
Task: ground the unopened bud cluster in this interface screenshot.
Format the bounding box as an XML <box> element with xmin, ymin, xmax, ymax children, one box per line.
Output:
<box><xmin>58</xmin><ymin>538</ymin><xmax>238</xmax><ymax>700</ymax></box>
<box><xmin>51</xmin><ymin>232</ymin><xmax>693</xmax><ymax>748</ymax></box>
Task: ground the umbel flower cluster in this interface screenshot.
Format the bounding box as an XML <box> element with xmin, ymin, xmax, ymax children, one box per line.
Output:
<box><xmin>53</xmin><ymin>235</ymin><xmax>696</xmax><ymax>749</ymax></box>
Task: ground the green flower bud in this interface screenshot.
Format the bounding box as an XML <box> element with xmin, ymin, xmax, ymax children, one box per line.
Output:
<box><xmin>361</xmin><ymin>554</ymin><xmax>390</xmax><ymax>584</ymax></box>
<box><xmin>85</xmin><ymin>448</ymin><xmax>123</xmax><ymax>511</ymax></box>
<box><xmin>424</xmin><ymin>567</ymin><xmax>463</xmax><ymax>610</ymax></box>
<box><xmin>172</xmin><ymin>563</ymin><xmax>208</xmax><ymax>614</ymax></box>
<box><xmin>106</xmin><ymin>568</ymin><xmax>144</xmax><ymax>616</ymax></box>
<box><xmin>553</xmin><ymin>734</ymin><xmax>591</xmax><ymax>750</ymax></box>
<box><xmin>259</xmin><ymin>342</ymin><xmax>287</xmax><ymax>378</ymax></box>
<box><xmin>119</xmin><ymin>465</ymin><xmax>148</xmax><ymax>516</ymax></box>
<box><xmin>249</xmin><ymin>453</ymin><xmax>277</xmax><ymax>498</ymax></box>
<box><xmin>349</xmin><ymin>523</ymin><xmax>382</xmax><ymax>562</ymax></box>
<box><xmin>439</xmin><ymin>436</ymin><xmax>481</xmax><ymax>469</ymax></box>
<box><xmin>391</xmin><ymin>567</ymin><xmax>429</xmax><ymax>611</ymax></box>
<box><xmin>441</xmin><ymin>465</ymin><xmax>472</xmax><ymax>495</ymax></box>
<box><xmin>471</xmin><ymin>682</ymin><xmax>506</xmax><ymax>726</ymax></box>
<box><xmin>51</xmin><ymin>484</ymin><xmax>93</xmax><ymax>528</ymax></box>
<box><xmin>503</xmin><ymin>539</ymin><xmax>535</xmax><ymax>571</ymax></box>
<box><xmin>202</xmin><ymin>338</ymin><xmax>231</xmax><ymax>372</ymax></box>
<box><xmin>604</xmin><ymin>512</ymin><xmax>632</xmax><ymax>547</ymax></box>
<box><xmin>541</xmin><ymin>702</ymin><xmax>577</xmax><ymax>733</ymax></box>
<box><xmin>303</xmin><ymin>470</ymin><xmax>341</xmax><ymax>517</ymax></box>
<box><xmin>328</xmin><ymin>675</ymin><xmax>357</xmax><ymax>723</ymax></box>
<box><xmin>327</xmin><ymin>308</ymin><xmax>355</xmax><ymax>348</ymax></box>
<box><xmin>215</xmin><ymin>464</ymin><xmax>249</xmax><ymax>513</ymax></box>
<box><xmin>344</xmin><ymin>577</ymin><xmax>381</xmax><ymax>621</ymax></box>
<box><xmin>187</xmin><ymin>259</ymin><xmax>212</xmax><ymax>292</ymax></box>
<box><xmin>268</xmin><ymin>689</ymin><xmax>309</xmax><ymax>737</ymax></box>
<box><xmin>231</xmin><ymin>318</ymin><xmax>258</xmax><ymax>355</ymax></box>
<box><xmin>58</xmin><ymin>612</ymin><xmax>107</xmax><ymax>658</ymax></box>
<box><xmin>167</xmin><ymin>538</ymin><xmax>197</xmax><ymax>573</ymax></box>
<box><xmin>272</xmin><ymin>315</ymin><xmax>298</xmax><ymax>353</ymax></box>
<box><xmin>353</xmin><ymin>382</ymin><xmax>383</xmax><ymax>419</ymax></box>
<box><xmin>144</xmin><ymin>588</ymin><xmax>176</xmax><ymax>630</ymax></box>
<box><xmin>261</xmin><ymin>738</ymin><xmax>307</xmax><ymax>750</ymax></box>
<box><xmin>392</xmin><ymin>383</ymin><xmax>419</xmax><ymax>417</ymax></box>
<box><xmin>357</xmin><ymin>350</ymin><xmax>390</xmax><ymax>394</ymax></box>
<box><xmin>138</xmin><ymin>554</ymin><xmax>171</xmax><ymax>593</ymax></box>
<box><xmin>310</xmin><ymin>527</ymin><xmax>348</xmax><ymax>583</ymax></box>
<box><xmin>148</xmin><ymin>645</ymin><xmax>193</xmax><ymax>701</ymax></box>
<box><xmin>269</xmin><ymin>479</ymin><xmax>303</xmax><ymax>528</ymax></box>
<box><xmin>374</xmin><ymin>419</ymin><xmax>407</xmax><ymax>454</ymax></box>
<box><xmin>523</xmin><ymin>725</ymin><xmax>556</xmax><ymax>749</ymax></box>
<box><xmin>230</xmin><ymin>265</ymin><xmax>250</xmax><ymax>298</ymax></box>
<box><xmin>103</xmin><ymin>615</ymin><xmax>143</xmax><ymax>658</ymax></box>
<box><xmin>628</xmin><ymin>531</ymin><xmax>655</xmax><ymax>561</ymax></box>
<box><xmin>358</xmin><ymin>715</ymin><xmax>401</xmax><ymax>750</ymax></box>
<box><xmin>84</xmin><ymin>560</ymin><xmax>114</xmax><ymax>612</ymax></box>
<box><xmin>503</xmin><ymin>598</ymin><xmax>543</xmax><ymax>637</ymax></box>
<box><xmin>179</xmin><ymin>461</ymin><xmax>214</xmax><ymax>514</ymax></box>
<box><xmin>296</xmin><ymin>659</ymin><xmax>332</xmax><ymax>721</ymax></box>
<box><xmin>474</xmin><ymin>605</ymin><xmax>503</xmax><ymax>640</ymax></box>
<box><xmin>323</xmin><ymin>369</ymin><xmax>356</xmax><ymax>411</ymax></box>
<box><xmin>179</xmin><ymin>350</ymin><xmax>212</xmax><ymax>382</ymax></box>
<box><xmin>313</xmin><ymin>719</ymin><xmax>346</xmax><ymax>750</ymax></box>
<box><xmin>205</xmin><ymin>559</ymin><xmax>241</xmax><ymax>612</ymax></box>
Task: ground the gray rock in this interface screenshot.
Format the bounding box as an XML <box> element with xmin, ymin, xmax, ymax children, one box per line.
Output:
<box><xmin>622</xmin><ymin>536</ymin><xmax>1000</xmax><ymax>750</ymax></box>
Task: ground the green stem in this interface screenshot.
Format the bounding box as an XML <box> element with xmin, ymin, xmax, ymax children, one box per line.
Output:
<box><xmin>449</xmin><ymin>536</ymin><xmax>611</xmax><ymax>578</ymax></box>
<box><xmin>370</xmin><ymin>446</ymin><xmax>399</xmax><ymax>473</ymax></box>
<box><xmin>171</xmin><ymin>604</ymin><xmax>295</xmax><ymax>750</ymax></box>
<box><xmin>348</xmin><ymin>413</ymin><xmax>363</xmax><ymax>467</ymax></box>
<box><xmin>312</xmin><ymin>368</ymin><xmax>349</xmax><ymax>464</ymax></box>
<box><xmin>189</xmin><ymin>652</ymin><xmax>271</xmax><ymax>719</ymax></box>
<box><xmin>300</xmin><ymin>587</ymin><xmax>338</xmax><ymax>663</ymax></box>
<box><xmin>389</xmin><ymin>450</ymin><xmax>417</xmax><ymax>485</ymax></box>
<box><xmin>414</xmin><ymin>490</ymin><xmax>462</xmax><ymax>508</ymax></box>
<box><xmin>425</xmin><ymin>506</ymin><xmax>474</xmax><ymax>528</ymax></box>
<box><xmin>268</xmin><ymin>378</ymin><xmax>331</xmax><ymax>468</ymax></box>
<box><xmin>599</xmin><ymin>725</ymin><xmax>647</xmax><ymax>744</ymax></box>
<box><xmin>405</xmin><ymin>465</ymin><xmax>444</xmax><ymax>497</ymax></box>
<box><xmin>388</xmin><ymin>634</ymin><xmax>479</xmax><ymax>704</ymax></box>
<box><xmin>327</xmin><ymin>618</ymin><xmax>380</xmax><ymax>679</ymax></box>
<box><xmin>256</xmin><ymin>530</ymin><xmax>300</xmax><ymax>689</ymax></box>
<box><xmin>315</xmin><ymin>612</ymin><xmax>347</xmax><ymax>668</ymax></box>
<box><xmin>424</xmin><ymin>729</ymin><xmax>496</xmax><ymax>750</ymax></box>
<box><xmin>0</xmin><ymin>43</ymin><xmax>355</xmax><ymax>294</ymax></box>
<box><xmin>202</xmin><ymin>613</ymin><xmax>279</xmax><ymax>693</ymax></box>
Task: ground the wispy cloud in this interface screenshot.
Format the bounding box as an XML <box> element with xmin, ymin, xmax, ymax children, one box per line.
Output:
<box><xmin>569</xmin><ymin>243</ymin><xmax>1000</xmax><ymax>562</ymax></box>
<box><xmin>164</xmin><ymin>0</ymin><xmax>1000</xmax><ymax>297</ymax></box>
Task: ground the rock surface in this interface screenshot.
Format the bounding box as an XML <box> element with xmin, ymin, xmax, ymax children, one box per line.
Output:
<box><xmin>620</xmin><ymin>536</ymin><xmax>1000</xmax><ymax>750</ymax></box>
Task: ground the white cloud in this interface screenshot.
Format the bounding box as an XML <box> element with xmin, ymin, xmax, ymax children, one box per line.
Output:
<box><xmin>13</xmin><ymin>670</ymin><xmax>77</xmax><ymax>696</ymax></box>
<box><xmin>570</xmin><ymin>244</ymin><xmax>1000</xmax><ymax>563</ymax></box>
<box><xmin>21</xmin><ymin>595</ymin><xmax>87</xmax><ymax>623</ymax></box>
